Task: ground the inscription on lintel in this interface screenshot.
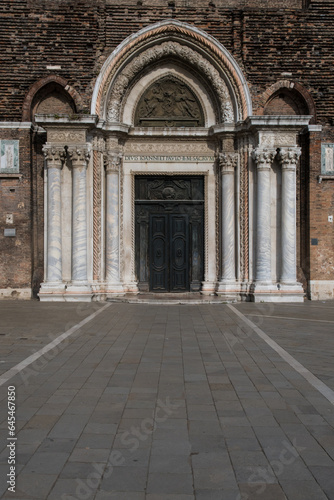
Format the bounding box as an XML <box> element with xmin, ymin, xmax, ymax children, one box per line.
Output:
<box><xmin>124</xmin><ymin>155</ymin><xmax>215</xmax><ymax>163</ymax></box>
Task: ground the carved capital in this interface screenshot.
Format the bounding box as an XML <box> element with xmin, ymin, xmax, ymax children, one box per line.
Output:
<box><xmin>277</xmin><ymin>147</ymin><xmax>301</xmax><ymax>170</ymax></box>
<box><xmin>219</xmin><ymin>152</ymin><xmax>238</xmax><ymax>173</ymax></box>
<box><xmin>42</xmin><ymin>145</ymin><xmax>66</xmax><ymax>169</ymax></box>
<box><xmin>104</xmin><ymin>153</ymin><xmax>122</xmax><ymax>174</ymax></box>
<box><xmin>68</xmin><ymin>147</ymin><xmax>91</xmax><ymax>168</ymax></box>
<box><xmin>252</xmin><ymin>148</ymin><xmax>276</xmax><ymax>170</ymax></box>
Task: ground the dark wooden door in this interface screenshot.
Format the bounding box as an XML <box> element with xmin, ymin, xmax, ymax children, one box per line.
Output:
<box><xmin>150</xmin><ymin>214</ymin><xmax>189</xmax><ymax>292</ymax></box>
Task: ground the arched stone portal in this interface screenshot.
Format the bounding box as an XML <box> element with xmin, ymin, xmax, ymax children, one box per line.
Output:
<box><xmin>37</xmin><ymin>20</ymin><xmax>311</xmax><ymax>302</ymax></box>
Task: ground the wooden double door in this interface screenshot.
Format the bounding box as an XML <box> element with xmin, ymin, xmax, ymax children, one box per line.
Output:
<box><xmin>135</xmin><ymin>176</ymin><xmax>204</xmax><ymax>293</ymax></box>
<box><xmin>150</xmin><ymin>213</ymin><xmax>189</xmax><ymax>292</ymax></box>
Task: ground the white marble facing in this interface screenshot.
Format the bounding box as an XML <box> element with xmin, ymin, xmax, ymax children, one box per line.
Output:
<box><xmin>46</xmin><ymin>161</ymin><xmax>63</xmax><ymax>283</ymax></box>
<box><xmin>71</xmin><ymin>163</ymin><xmax>88</xmax><ymax>282</ymax></box>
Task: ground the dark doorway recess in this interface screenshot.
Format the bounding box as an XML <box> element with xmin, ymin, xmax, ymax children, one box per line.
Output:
<box><xmin>135</xmin><ymin>175</ymin><xmax>204</xmax><ymax>292</ymax></box>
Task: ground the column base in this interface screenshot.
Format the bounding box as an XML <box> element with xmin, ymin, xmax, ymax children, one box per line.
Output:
<box><xmin>200</xmin><ymin>281</ymin><xmax>217</xmax><ymax>295</ymax></box>
<box><xmin>38</xmin><ymin>282</ymin><xmax>66</xmax><ymax>302</ymax></box>
<box><xmin>216</xmin><ymin>280</ymin><xmax>241</xmax><ymax>301</ymax></box>
<box><xmin>105</xmin><ymin>282</ymin><xmax>125</xmax><ymax>297</ymax></box>
<box><xmin>251</xmin><ymin>280</ymin><xmax>305</xmax><ymax>302</ymax></box>
<box><xmin>65</xmin><ymin>282</ymin><xmax>93</xmax><ymax>302</ymax></box>
<box><xmin>123</xmin><ymin>281</ymin><xmax>139</xmax><ymax>294</ymax></box>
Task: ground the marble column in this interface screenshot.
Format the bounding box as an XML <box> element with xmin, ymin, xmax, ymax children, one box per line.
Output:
<box><xmin>39</xmin><ymin>145</ymin><xmax>66</xmax><ymax>300</ymax></box>
<box><xmin>217</xmin><ymin>152</ymin><xmax>239</xmax><ymax>295</ymax></box>
<box><xmin>104</xmin><ymin>153</ymin><xmax>124</xmax><ymax>294</ymax></box>
<box><xmin>278</xmin><ymin>147</ymin><xmax>302</xmax><ymax>285</ymax></box>
<box><xmin>252</xmin><ymin>148</ymin><xmax>276</xmax><ymax>285</ymax></box>
<box><xmin>69</xmin><ymin>147</ymin><xmax>90</xmax><ymax>282</ymax></box>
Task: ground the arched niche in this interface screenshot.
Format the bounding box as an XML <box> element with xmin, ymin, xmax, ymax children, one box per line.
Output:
<box><xmin>32</xmin><ymin>82</ymin><xmax>76</xmax><ymax>118</ymax></box>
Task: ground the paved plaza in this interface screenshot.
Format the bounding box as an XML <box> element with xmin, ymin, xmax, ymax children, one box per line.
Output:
<box><xmin>0</xmin><ymin>299</ymin><xmax>334</xmax><ymax>499</ymax></box>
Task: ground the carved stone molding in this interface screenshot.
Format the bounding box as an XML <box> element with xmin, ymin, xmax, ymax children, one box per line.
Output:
<box><xmin>126</xmin><ymin>141</ymin><xmax>214</xmax><ymax>155</ymax></box>
<box><xmin>42</xmin><ymin>145</ymin><xmax>66</xmax><ymax>168</ymax></box>
<box><xmin>47</xmin><ymin>130</ymin><xmax>86</xmax><ymax>144</ymax></box>
<box><xmin>219</xmin><ymin>152</ymin><xmax>238</xmax><ymax>173</ymax></box>
<box><xmin>277</xmin><ymin>147</ymin><xmax>301</xmax><ymax>170</ymax></box>
<box><xmin>251</xmin><ymin>148</ymin><xmax>276</xmax><ymax>170</ymax></box>
<box><xmin>259</xmin><ymin>132</ymin><xmax>297</xmax><ymax>148</ymax></box>
<box><xmin>107</xmin><ymin>41</ymin><xmax>234</xmax><ymax>123</ymax></box>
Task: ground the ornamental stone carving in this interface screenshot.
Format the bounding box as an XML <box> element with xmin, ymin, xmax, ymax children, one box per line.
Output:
<box><xmin>251</xmin><ymin>148</ymin><xmax>276</xmax><ymax>170</ymax></box>
<box><xmin>107</xmin><ymin>41</ymin><xmax>234</xmax><ymax>123</ymax></box>
<box><xmin>104</xmin><ymin>153</ymin><xmax>122</xmax><ymax>174</ymax></box>
<box><xmin>277</xmin><ymin>147</ymin><xmax>301</xmax><ymax>170</ymax></box>
<box><xmin>42</xmin><ymin>145</ymin><xmax>66</xmax><ymax>168</ymax></box>
<box><xmin>134</xmin><ymin>76</ymin><xmax>204</xmax><ymax>127</ymax></box>
<box><xmin>219</xmin><ymin>152</ymin><xmax>238</xmax><ymax>173</ymax></box>
<box><xmin>68</xmin><ymin>147</ymin><xmax>91</xmax><ymax>167</ymax></box>
<box><xmin>47</xmin><ymin>130</ymin><xmax>86</xmax><ymax>144</ymax></box>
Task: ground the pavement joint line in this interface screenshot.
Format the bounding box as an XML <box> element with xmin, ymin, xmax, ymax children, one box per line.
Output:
<box><xmin>227</xmin><ymin>304</ymin><xmax>334</xmax><ymax>406</ymax></box>
<box><xmin>245</xmin><ymin>314</ymin><xmax>334</xmax><ymax>324</ymax></box>
<box><xmin>0</xmin><ymin>302</ymin><xmax>112</xmax><ymax>387</ymax></box>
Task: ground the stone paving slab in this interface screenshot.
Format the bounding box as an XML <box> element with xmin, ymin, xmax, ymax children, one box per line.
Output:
<box><xmin>0</xmin><ymin>300</ymin><xmax>334</xmax><ymax>499</ymax></box>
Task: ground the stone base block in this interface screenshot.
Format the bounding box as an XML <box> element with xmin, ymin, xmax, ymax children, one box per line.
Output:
<box><xmin>201</xmin><ymin>281</ymin><xmax>217</xmax><ymax>295</ymax></box>
<box><xmin>309</xmin><ymin>280</ymin><xmax>334</xmax><ymax>301</ymax></box>
<box><xmin>105</xmin><ymin>282</ymin><xmax>125</xmax><ymax>296</ymax></box>
<box><xmin>216</xmin><ymin>280</ymin><xmax>241</xmax><ymax>301</ymax></box>
<box><xmin>39</xmin><ymin>282</ymin><xmax>66</xmax><ymax>302</ymax></box>
<box><xmin>0</xmin><ymin>288</ymin><xmax>32</xmax><ymax>300</ymax></box>
<box><xmin>251</xmin><ymin>280</ymin><xmax>304</xmax><ymax>302</ymax></box>
<box><xmin>65</xmin><ymin>283</ymin><xmax>93</xmax><ymax>302</ymax></box>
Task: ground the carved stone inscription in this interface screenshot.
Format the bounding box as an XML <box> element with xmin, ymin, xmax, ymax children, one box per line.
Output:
<box><xmin>135</xmin><ymin>76</ymin><xmax>204</xmax><ymax>127</ymax></box>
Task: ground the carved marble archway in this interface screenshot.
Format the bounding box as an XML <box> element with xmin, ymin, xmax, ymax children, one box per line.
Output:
<box><xmin>91</xmin><ymin>20</ymin><xmax>253</xmax><ymax>123</ymax></box>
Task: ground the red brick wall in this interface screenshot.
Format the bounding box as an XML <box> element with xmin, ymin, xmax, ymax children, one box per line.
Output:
<box><xmin>0</xmin><ymin>129</ymin><xmax>33</xmax><ymax>290</ymax></box>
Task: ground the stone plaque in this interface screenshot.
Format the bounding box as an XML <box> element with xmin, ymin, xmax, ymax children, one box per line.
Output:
<box><xmin>321</xmin><ymin>144</ymin><xmax>334</xmax><ymax>174</ymax></box>
<box><xmin>0</xmin><ymin>140</ymin><xmax>19</xmax><ymax>173</ymax></box>
<box><xmin>4</xmin><ymin>228</ymin><xmax>16</xmax><ymax>237</ymax></box>
<box><xmin>124</xmin><ymin>155</ymin><xmax>214</xmax><ymax>162</ymax></box>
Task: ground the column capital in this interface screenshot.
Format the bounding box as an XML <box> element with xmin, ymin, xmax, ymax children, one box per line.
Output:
<box><xmin>104</xmin><ymin>153</ymin><xmax>122</xmax><ymax>174</ymax></box>
<box><xmin>252</xmin><ymin>148</ymin><xmax>276</xmax><ymax>170</ymax></box>
<box><xmin>277</xmin><ymin>147</ymin><xmax>301</xmax><ymax>170</ymax></box>
<box><xmin>68</xmin><ymin>146</ymin><xmax>91</xmax><ymax>168</ymax></box>
<box><xmin>42</xmin><ymin>145</ymin><xmax>66</xmax><ymax>168</ymax></box>
<box><xmin>218</xmin><ymin>152</ymin><xmax>238</xmax><ymax>173</ymax></box>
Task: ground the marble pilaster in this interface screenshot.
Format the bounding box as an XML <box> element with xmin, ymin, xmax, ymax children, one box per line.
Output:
<box><xmin>277</xmin><ymin>147</ymin><xmax>304</xmax><ymax>300</ymax></box>
<box><xmin>39</xmin><ymin>145</ymin><xmax>66</xmax><ymax>300</ymax></box>
<box><xmin>252</xmin><ymin>148</ymin><xmax>277</xmax><ymax>296</ymax></box>
<box><xmin>66</xmin><ymin>146</ymin><xmax>92</xmax><ymax>301</ymax></box>
<box><xmin>104</xmin><ymin>152</ymin><xmax>124</xmax><ymax>294</ymax></box>
<box><xmin>217</xmin><ymin>152</ymin><xmax>239</xmax><ymax>297</ymax></box>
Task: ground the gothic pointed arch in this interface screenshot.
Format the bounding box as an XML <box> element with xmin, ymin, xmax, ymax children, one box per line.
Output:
<box><xmin>91</xmin><ymin>20</ymin><xmax>252</xmax><ymax>124</ymax></box>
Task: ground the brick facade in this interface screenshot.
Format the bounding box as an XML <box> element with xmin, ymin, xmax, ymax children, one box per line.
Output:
<box><xmin>0</xmin><ymin>0</ymin><xmax>333</xmax><ymax>299</ymax></box>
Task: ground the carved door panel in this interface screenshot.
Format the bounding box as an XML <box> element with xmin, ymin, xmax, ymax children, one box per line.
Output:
<box><xmin>149</xmin><ymin>214</ymin><xmax>189</xmax><ymax>292</ymax></box>
<box><xmin>150</xmin><ymin>215</ymin><xmax>168</xmax><ymax>291</ymax></box>
<box><xmin>170</xmin><ymin>214</ymin><xmax>189</xmax><ymax>292</ymax></box>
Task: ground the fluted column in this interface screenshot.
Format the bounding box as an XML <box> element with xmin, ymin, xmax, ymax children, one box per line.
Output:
<box><xmin>43</xmin><ymin>145</ymin><xmax>66</xmax><ymax>284</ymax></box>
<box><xmin>104</xmin><ymin>153</ymin><xmax>124</xmax><ymax>293</ymax></box>
<box><xmin>252</xmin><ymin>148</ymin><xmax>276</xmax><ymax>283</ymax></box>
<box><xmin>278</xmin><ymin>147</ymin><xmax>301</xmax><ymax>284</ymax></box>
<box><xmin>68</xmin><ymin>147</ymin><xmax>90</xmax><ymax>284</ymax></box>
<box><xmin>217</xmin><ymin>153</ymin><xmax>239</xmax><ymax>296</ymax></box>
